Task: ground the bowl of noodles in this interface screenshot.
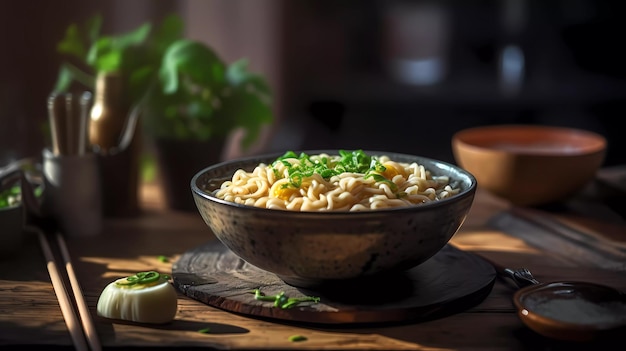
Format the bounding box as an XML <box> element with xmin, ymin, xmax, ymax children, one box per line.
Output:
<box><xmin>191</xmin><ymin>149</ymin><xmax>477</xmax><ymax>288</ymax></box>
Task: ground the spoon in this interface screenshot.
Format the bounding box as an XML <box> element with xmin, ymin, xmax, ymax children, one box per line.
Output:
<box><xmin>501</xmin><ymin>267</ymin><xmax>626</xmax><ymax>342</ymax></box>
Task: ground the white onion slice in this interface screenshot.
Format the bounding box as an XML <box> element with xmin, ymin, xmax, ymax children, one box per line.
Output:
<box><xmin>97</xmin><ymin>275</ymin><xmax>178</xmax><ymax>324</ymax></box>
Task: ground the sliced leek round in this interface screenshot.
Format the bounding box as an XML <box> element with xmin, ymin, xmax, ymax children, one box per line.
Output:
<box><xmin>97</xmin><ymin>271</ymin><xmax>178</xmax><ymax>324</ymax></box>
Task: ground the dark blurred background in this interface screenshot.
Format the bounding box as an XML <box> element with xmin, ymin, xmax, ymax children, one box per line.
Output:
<box><xmin>2</xmin><ymin>0</ymin><xmax>626</xmax><ymax>168</ymax></box>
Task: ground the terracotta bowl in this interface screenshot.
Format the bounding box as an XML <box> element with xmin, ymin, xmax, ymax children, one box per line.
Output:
<box><xmin>191</xmin><ymin>150</ymin><xmax>477</xmax><ymax>288</ymax></box>
<box><xmin>452</xmin><ymin>125</ymin><xmax>607</xmax><ymax>206</ymax></box>
<box><xmin>513</xmin><ymin>281</ymin><xmax>626</xmax><ymax>342</ymax></box>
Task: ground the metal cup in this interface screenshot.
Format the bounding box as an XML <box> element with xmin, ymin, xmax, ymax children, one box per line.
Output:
<box><xmin>41</xmin><ymin>148</ymin><xmax>103</xmax><ymax>237</ymax></box>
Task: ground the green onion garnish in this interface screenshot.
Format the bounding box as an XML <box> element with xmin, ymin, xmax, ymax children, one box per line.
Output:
<box><xmin>115</xmin><ymin>271</ymin><xmax>169</xmax><ymax>287</ymax></box>
<box><xmin>270</xmin><ymin>150</ymin><xmax>389</xmax><ymax>188</ymax></box>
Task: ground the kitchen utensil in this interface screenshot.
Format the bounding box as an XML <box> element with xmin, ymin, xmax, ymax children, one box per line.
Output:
<box><xmin>48</xmin><ymin>93</ymin><xmax>68</xmax><ymax>156</ymax></box>
<box><xmin>47</xmin><ymin>92</ymin><xmax>93</xmax><ymax>156</ymax></box>
<box><xmin>41</xmin><ymin>148</ymin><xmax>102</xmax><ymax>237</ymax></box>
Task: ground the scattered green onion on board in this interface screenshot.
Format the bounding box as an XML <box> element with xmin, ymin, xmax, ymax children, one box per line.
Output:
<box><xmin>250</xmin><ymin>289</ymin><xmax>320</xmax><ymax>309</ymax></box>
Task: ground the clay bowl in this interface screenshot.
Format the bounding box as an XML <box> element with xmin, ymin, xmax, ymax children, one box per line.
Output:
<box><xmin>513</xmin><ymin>281</ymin><xmax>626</xmax><ymax>342</ymax></box>
<box><xmin>452</xmin><ymin>125</ymin><xmax>607</xmax><ymax>207</ymax></box>
<box><xmin>191</xmin><ymin>150</ymin><xmax>477</xmax><ymax>289</ymax></box>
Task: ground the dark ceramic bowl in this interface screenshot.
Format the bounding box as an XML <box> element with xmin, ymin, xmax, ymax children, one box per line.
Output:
<box><xmin>191</xmin><ymin>150</ymin><xmax>477</xmax><ymax>288</ymax></box>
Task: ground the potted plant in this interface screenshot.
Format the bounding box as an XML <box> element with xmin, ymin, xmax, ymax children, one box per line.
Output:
<box><xmin>54</xmin><ymin>14</ymin><xmax>182</xmax><ymax>216</ymax></box>
<box><xmin>141</xmin><ymin>38</ymin><xmax>274</xmax><ymax>211</ymax></box>
<box><xmin>54</xmin><ymin>14</ymin><xmax>275</xmax><ymax>211</ymax></box>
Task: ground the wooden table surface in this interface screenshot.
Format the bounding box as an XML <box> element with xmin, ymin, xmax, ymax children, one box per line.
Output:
<box><xmin>2</xmin><ymin>172</ymin><xmax>625</xmax><ymax>350</ymax></box>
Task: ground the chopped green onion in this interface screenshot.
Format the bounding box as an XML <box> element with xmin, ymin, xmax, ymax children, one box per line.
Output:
<box><xmin>250</xmin><ymin>289</ymin><xmax>320</xmax><ymax>309</ymax></box>
<box><xmin>251</xmin><ymin>288</ymin><xmax>277</xmax><ymax>302</ymax></box>
<box><xmin>288</xmin><ymin>335</ymin><xmax>307</xmax><ymax>342</ymax></box>
<box><xmin>364</xmin><ymin>172</ymin><xmax>398</xmax><ymax>192</ymax></box>
<box><xmin>157</xmin><ymin>255</ymin><xmax>169</xmax><ymax>263</ymax></box>
<box><xmin>198</xmin><ymin>327</ymin><xmax>211</xmax><ymax>334</ymax></box>
<box><xmin>273</xmin><ymin>292</ymin><xmax>289</xmax><ymax>308</ymax></box>
<box><xmin>270</xmin><ymin>150</ymin><xmax>389</xmax><ymax>189</ymax></box>
<box><xmin>115</xmin><ymin>271</ymin><xmax>168</xmax><ymax>287</ymax></box>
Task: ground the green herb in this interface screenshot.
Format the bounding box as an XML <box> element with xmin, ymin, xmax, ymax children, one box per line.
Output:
<box><xmin>157</xmin><ymin>255</ymin><xmax>169</xmax><ymax>263</ymax></box>
<box><xmin>288</xmin><ymin>335</ymin><xmax>307</xmax><ymax>342</ymax></box>
<box><xmin>0</xmin><ymin>184</ymin><xmax>44</xmax><ymax>209</ymax></box>
<box><xmin>115</xmin><ymin>271</ymin><xmax>170</xmax><ymax>287</ymax></box>
<box><xmin>198</xmin><ymin>327</ymin><xmax>211</xmax><ymax>334</ymax></box>
<box><xmin>250</xmin><ymin>289</ymin><xmax>320</xmax><ymax>309</ymax></box>
<box><xmin>0</xmin><ymin>185</ymin><xmax>21</xmax><ymax>208</ymax></box>
<box><xmin>271</xmin><ymin>150</ymin><xmax>398</xmax><ymax>192</ymax></box>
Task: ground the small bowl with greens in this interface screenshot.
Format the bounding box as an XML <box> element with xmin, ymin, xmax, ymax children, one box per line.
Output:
<box><xmin>191</xmin><ymin>149</ymin><xmax>477</xmax><ymax>289</ymax></box>
<box><xmin>0</xmin><ymin>181</ymin><xmax>26</xmax><ymax>257</ymax></box>
<box><xmin>0</xmin><ymin>161</ymin><xmax>43</xmax><ymax>257</ymax></box>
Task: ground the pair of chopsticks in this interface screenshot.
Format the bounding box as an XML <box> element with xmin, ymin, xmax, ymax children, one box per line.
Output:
<box><xmin>27</xmin><ymin>225</ymin><xmax>102</xmax><ymax>351</ymax></box>
<box><xmin>48</xmin><ymin>92</ymin><xmax>92</xmax><ymax>156</ymax></box>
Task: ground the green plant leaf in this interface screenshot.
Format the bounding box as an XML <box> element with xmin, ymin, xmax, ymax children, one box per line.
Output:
<box><xmin>227</xmin><ymin>59</ymin><xmax>272</xmax><ymax>99</ymax></box>
<box><xmin>86</xmin><ymin>23</ymin><xmax>151</xmax><ymax>72</ymax></box>
<box><xmin>57</xmin><ymin>23</ymin><xmax>87</xmax><ymax>59</ymax></box>
<box><xmin>53</xmin><ymin>65</ymin><xmax>74</xmax><ymax>93</ymax></box>
<box><xmin>129</xmin><ymin>65</ymin><xmax>156</xmax><ymax>96</ymax></box>
<box><xmin>159</xmin><ymin>39</ymin><xmax>226</xmax><ymax>94</ymax></box>
<box><xmin>86</xmin><ymin>37</ymin><xmax>113</xmax><ymax>68</ymax></box>
<box><xmin>94</xmin><ymin>49</ymin><xmax>123</xmax><ymax>72</ymax></box>
<box><xmin>53</xmin><ymin>63</ymin><xmax>95</xmax><ymax>92</ymax></box>
<box><xmin>86</xmin><ymin>14</ymin><xmax>103</xmax><ymax>44</ymax></box>
<box><xmin>116</xmin><ymin>22</ymin><xmax>152</xmax><ymax>48</ymax></box>
<box><xmin>153</xmin><ymin>14</ymin><xmax>184</xmax><ymax>53</ymax></box>
<box><xmin>219</xmin><ymin>86</ymin><xmax>273</xmax><ymax>149</ymax></box>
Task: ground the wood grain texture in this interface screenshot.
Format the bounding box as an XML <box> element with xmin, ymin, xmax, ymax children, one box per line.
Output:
<box><xmin>0</xmin><ymin>230</ymin><xmax>73</xmax><ymax>348</ymax></box>
<box><xmin>172</xmin><ymin>241</ymin><xmax>496</xmax><ymax>325</ymax></box>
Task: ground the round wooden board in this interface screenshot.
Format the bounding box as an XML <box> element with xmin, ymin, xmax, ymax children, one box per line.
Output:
<box><xmin>172</xmin><ymin>240</ymin><xmax>496</xmax><ymax>325</ymax></box>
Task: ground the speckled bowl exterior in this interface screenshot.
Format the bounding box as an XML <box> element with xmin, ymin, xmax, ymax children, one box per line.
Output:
<box><xmin>191</xmin><ymin>150</ymin><xmax>477</xmax><ymax>288</ymax></box>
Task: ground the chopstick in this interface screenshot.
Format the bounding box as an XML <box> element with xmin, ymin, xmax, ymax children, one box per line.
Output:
<box><xmin>29</xmin><ymin>225</ymin><xmax>89</xmax><ymax>351</ymax></box>
<box><xmin>55</xmin><ymin>232</ymin><xmax>102</xmax><ymax>351</ymax></box>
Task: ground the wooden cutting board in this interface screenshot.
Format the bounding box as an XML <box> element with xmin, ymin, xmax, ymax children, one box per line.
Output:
<box><xmin>172</xmin><ymin>241</ymin><xmax>496</xmax><ymax>325</ymax></box>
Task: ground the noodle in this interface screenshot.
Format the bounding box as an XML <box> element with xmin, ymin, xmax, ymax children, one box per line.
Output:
<box><xmin>214</xmin><ymin>151</ymin><xmax>460</xmax><ymax>211</ymax></box>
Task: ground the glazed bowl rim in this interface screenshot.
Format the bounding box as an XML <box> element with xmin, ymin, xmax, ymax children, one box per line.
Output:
<box><xmin>191</xmin><ymin>149</ymin><xmax>477</xmax><ymax>216</ymax></box>
<box><xmin>452</xmin><ymin>124</ymin><xmax>607</xmax><ymax>157</ymax></box>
